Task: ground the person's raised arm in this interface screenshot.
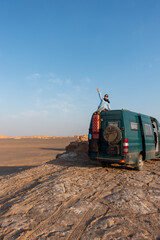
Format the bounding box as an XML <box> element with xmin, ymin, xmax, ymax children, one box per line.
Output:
<box><xmin>96</xmin><ymin>88</ymin><xmax>102</xmax><ymax>100</ymax></box>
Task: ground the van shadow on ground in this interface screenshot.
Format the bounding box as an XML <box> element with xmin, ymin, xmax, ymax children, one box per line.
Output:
<box><xmin>46</xmin><ymin>152</ymin><xmax>137</xmax><ymax>171</ymax></box>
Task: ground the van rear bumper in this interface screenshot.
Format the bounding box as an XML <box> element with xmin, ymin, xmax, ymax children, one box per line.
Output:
<box><xmin>89</xmin><ymin>156</ymin><xmax>130</xmax><ymax>164</ymax></box>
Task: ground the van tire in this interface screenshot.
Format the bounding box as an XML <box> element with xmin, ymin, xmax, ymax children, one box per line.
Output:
<box><xmin>101</xmin><ymin>161</ymin><xmax>111</xmax><ymax>168</ymax></box>
<box><xmin>135</xmin><ymin>154</ymin><xmax>144</xmax><ymax>171</ymax></box>
<box><xmin>103</xmin><ymin>125</ymin><xmax>121</xmax><ymax>145</ymax></box>
<box><xmin>101</xmin><ymin>161</ymin><xmax>107</xmax><ymax>168</ymax></box>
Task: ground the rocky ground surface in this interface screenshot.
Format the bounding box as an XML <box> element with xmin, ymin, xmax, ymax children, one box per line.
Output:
<box><xmin>0</xmin><ymin>139</ymin><xmax>159</xmax><ymax>240</ymax></box>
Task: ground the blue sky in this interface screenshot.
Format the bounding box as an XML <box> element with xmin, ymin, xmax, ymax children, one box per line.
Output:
<box><xmin>0</xmin><ymin>0</ymin><xmax>160</xmax><ymax>136</ymax></box>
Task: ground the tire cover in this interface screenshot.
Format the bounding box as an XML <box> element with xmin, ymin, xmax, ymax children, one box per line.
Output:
<box><xmin>103</xmin><ymin>125</ymin><xmax>121</xmax><ymax>145</ymax></box>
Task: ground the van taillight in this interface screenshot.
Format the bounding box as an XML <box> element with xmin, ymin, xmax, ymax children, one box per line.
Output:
<box><xmin>123</xmin><ymin>139</ymin><xmax>129</xmax><ymax>153</ymax></box>
<box><xmin>92</xmin><ymin>113</ymin><xmax>100</xmax><ymax>139</ymax></box>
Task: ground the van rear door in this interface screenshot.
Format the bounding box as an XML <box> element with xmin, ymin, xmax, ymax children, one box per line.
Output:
<box><xmin>138</xmin><ymin>115</ymin><xmax>155</xmax><ymax>160</ymax></box>
<box><xmin>99</xmin><ymin>111</ymin><xmax>123</xmax><ymax>159</ymax></box>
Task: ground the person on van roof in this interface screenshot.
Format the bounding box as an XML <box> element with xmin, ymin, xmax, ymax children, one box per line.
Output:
<box><xmin>96</xmin><ymin>88</ymin><xmax>111</xmax><ymax>112</ymax></box>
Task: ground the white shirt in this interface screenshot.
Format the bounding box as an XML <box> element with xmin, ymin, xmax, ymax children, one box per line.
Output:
<box><xmin>97</xmin><ymin>91</ymin><xmax>111</xmax><ymax>111</ymax></box>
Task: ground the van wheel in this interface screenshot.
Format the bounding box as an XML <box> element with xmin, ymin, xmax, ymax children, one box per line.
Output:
<box><xmin>101</xmin><ymin>161</ymin><xmax>106</xmax><ymax>168</ymax></box>
<box><xmin>101</xmin><ymin>161</ymin><xmax>111</xmax><ymax>168</ymax></box>
<box><xmin>135</xmin><ymin>154</ymin><xmax>144</xmax><ymax>171</ymax></box>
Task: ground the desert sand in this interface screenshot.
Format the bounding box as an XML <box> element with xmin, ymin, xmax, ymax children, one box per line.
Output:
<box><xmin>0</xmin><ymin>136</ymin><xmax>159</xmax><ymax>239</ymax></box>
<box><xmin>0</xmin><ymin>136</ymin><xmax>76</xmax><ymax>176</ymax></box>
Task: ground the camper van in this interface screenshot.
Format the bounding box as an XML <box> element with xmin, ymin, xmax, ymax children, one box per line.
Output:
<box><xmin>88</xmin><ymin>109</ymin><xmax>160</xmax><ymax>170</ymax></box>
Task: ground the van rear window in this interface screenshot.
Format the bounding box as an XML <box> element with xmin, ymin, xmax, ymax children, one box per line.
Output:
<box><xmin>130</xmin><ymin>122</ymin><xmax>139</xmax><ymax>130</ymax></box>
<box><xmin>144</xmin><ymin>124</ymin><xmax>153</xmax><ymax>137</ymax></box>
<box><xmin>108</xmin><ymin>121</ymin><xmax>119</xmax><ymax>127</ymax></box>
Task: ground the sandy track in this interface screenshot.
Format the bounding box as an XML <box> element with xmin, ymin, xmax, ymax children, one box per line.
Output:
<box><xmin>0</xmin><ymin>140</ymin><xmax>159</xmax><ymax>239</ymax></box>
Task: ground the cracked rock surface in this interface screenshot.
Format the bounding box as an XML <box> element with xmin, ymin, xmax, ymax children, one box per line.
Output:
<box><xmin>0</xmin><ymin>141</ymin><xmax>160</xmax><ymax>239</ymax></box>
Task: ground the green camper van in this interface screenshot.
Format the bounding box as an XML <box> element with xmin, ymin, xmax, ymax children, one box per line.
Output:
<box><xmin>88</xmin><ymin>109</ymin><xmax>160</xmax><ymax>170</ymax></box>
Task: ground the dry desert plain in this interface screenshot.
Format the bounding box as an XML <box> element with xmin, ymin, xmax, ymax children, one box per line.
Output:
<box><xmin>0</xmin><ymin>136</ymin><xmax>159</xmax><ymax>240</ymax></box>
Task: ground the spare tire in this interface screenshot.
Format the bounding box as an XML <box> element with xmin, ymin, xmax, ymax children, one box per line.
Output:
<box><xmin>103</xmin><ymin>125</ymin><xmax>121</xmax><ymax>145</ymax></box>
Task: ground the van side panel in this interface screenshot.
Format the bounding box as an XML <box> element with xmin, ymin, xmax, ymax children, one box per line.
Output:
<box><xmin>155</xmin><ymin>120</ymin><xmax>160</xmax><ymax>153</ymax></box>
<box><xmin>157</xmin><ymin>121</ymin><xmax>160</xmax><ymax>155</ymax></box>
<box><xmin>139</xmin><ymin>115</ymin><xmax>156</xmax><ymax>160</ymax></box>
<box><xmin>156</xmin><ymin>121</ymin><xmax>160</xmax><ymax>156</ymax></box>
<box><xmin>122</xmin><ymin>111</ymin><xmax>143</xmax><ymax>163</ymax></box>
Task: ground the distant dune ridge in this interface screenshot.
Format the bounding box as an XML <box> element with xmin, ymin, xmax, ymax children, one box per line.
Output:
<box><xmin>76</xmin><ymin>135</ymin><xmax>88</xmax><ymax>142</ymax></box>
<box><xmin>0</xmin><ymin>135</ymin><xmax>8</xmax><ymax>139</ymax></box>
<box><xmin>0</xmin><ymin>134</ymin><xmax>87</xmax><ymax>140</ymax></box>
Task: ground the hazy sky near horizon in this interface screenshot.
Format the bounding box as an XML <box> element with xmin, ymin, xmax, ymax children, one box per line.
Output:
<box><xmin>0</xmin><ymin>0</ymin><xmax>160</xmax><ymax>136</ymax></box>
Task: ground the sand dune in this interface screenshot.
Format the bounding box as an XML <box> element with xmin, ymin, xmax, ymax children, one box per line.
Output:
<box><xmin>0</xmin><ymin>135</ymin><xmax>87</xmax><ymax>140</ymax></box>
<box><xmin>0</xmin><ymin>135</ymin><xmax>8</xmax><ymax>139</ymax></box>
<box><xmin>0</xmin><ymin>135</ymin><xmax>77</xmax><ymax>139</ymax></box>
